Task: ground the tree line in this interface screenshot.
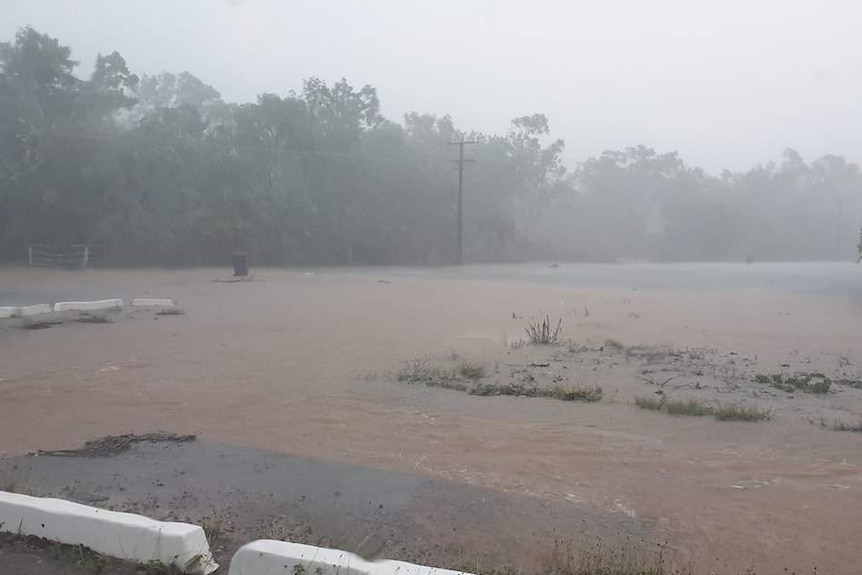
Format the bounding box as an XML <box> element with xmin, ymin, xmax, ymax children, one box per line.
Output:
<box><xmin>2</xmin><ymin>27</ymin><xmax>860</xmax><ymax>266</ymax></box>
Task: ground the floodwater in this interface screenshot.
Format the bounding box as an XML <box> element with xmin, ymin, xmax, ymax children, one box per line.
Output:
<box><xmin>1</xmin><ymin>264</ymin><xmax>861</xmax><ymax>574</ymax></box>
<box><xmin>384</xmin><ymin>261</ymin><xmax>862</xmax><ymax>298</ymax></box>
<box><xmin>2</xmin><ymin>261</ymin><xmax>861</xmax><ymax>307</ymax></box>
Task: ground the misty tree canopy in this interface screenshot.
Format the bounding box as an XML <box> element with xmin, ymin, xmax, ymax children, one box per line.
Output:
<box><xmin>2</xmin><ymin>27</ymin><xmax>861</xmax><ymax>266</ymax></box>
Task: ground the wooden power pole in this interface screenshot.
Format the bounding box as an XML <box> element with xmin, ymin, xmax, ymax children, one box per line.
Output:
<box><xmin>449</xmin><ymin>140</ymin><xmax>478</xmax><ymax>264</ymax></box>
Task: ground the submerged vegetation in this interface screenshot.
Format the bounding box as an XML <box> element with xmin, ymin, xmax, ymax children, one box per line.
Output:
<box><xmin>635</xmin><ymin>396</ymin><xmax>771</xmax><ymax>422</ymax></box>
<box><xmin>754</xmin><ymin>373</ymin><xmax>832</xmax><ymax>394</ymax></box>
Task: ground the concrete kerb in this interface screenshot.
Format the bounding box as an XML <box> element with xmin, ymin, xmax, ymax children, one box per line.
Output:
<box><xmin>2</xmin><ymin>298</ymin><xmax>178</xmax><ymax>317</ymax></box>
<box><xmin>0</xmin><ymin>491</ymin><xmax>217</xmax><ymax>574</ymax></box>
<box><xmin>228</xmin><ymin>540</ymin><xmax>474</xmax><ymax>575</ymax></box>
<box><xmin>228</xmin><ymin>540</ymin><xmax>373</xmax><ymax>575</ymax></box>
<box><xmin>0</xmin><ymin>495</ymin><xmax>475</xmax><ymax>575</ymax></box>
<box><xmin>0</xmin><ymin>304</ymin><xmax>53</xmax><ymax>318</ymax></box>
<box><xmin>53</xmin><ymin>299</ymin><xmax>124</xmax><ymax>313</ymax></box>
<box><xmin>131</xmin><ymin>298</ymin><xmax>177</xmax><ymax>308</ymax></box>
<box><xmin>372</xmin><ymin>560</ymin><xmax>470</xmax><ymax>575</ymax></box>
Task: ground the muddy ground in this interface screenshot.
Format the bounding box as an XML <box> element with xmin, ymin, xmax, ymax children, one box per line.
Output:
<box><xmin>0</xmin><ymin>265</ymin><xmax>860</xmax><ymax>574</ymax></box>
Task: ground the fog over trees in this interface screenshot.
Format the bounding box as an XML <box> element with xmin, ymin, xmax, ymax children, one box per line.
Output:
<box><xmin>2</xmin><ymin>27</ymin><xmax>861</xmax><ymax>266</ymax></box>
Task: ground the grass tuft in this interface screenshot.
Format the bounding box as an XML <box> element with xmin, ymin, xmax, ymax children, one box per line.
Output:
<box><xmin>525</xmin><ymin>316</ymin><xmax>563</xmax><ymax>345</ymax></box>
<box><xmin>458</xmin><ymin>361</ymin><xmax>487</xmax><ymax>381</ymax></box>
<box><xmin>713</xmin><ymin>405</ymin><xmax>772</xmax><ymax>422</ymax></box>
<box><xmin>754</xmin><ymin>372</ymin><xmax>831</xmax><ymax>394</ymax></box>
<box><xmin>635</xmin><ymin>396</ymin><xmax>770</xmax><ymax>422</ymax></box>
<box><xmin>634</xmin><ymin>396</ymin><xmax>711</xmax><ymax>416</ymax></box>
<box><xmin>634</xmin><ymin>396</ymin><xmax>666</xmax><ymax>411</ymax></box>
<box><xmin>471</xmin><ymin>382</ymin><xmax>603</xmax><ymax>402</ymax></box>
<box><xmin>397</xmin><ymin>358</ymin><xmax>470</xmax><ymax>391</ymax></box>
<box><xmin>664</xmin><ymin>399</ymin><xmax>712</xmax><ymax>417</ymax></box>
<box><xmin>835</xmin><ymin>378</ymin><xmax>862</xmax><ymax>390</ymax></box>
<box><xmin>470</xmin><ymin>381</ymin><xmax>538</xmax><ymax>398</ymax></box>
<box><xmin>545</xmin><ymin>384</ymin><xmax>604</xmax><ymax>402</ymax></box>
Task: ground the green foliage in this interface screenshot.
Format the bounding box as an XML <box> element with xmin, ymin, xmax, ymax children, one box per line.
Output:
<box><xmin>545</xmin><ymin>384</ymin><xmax>604</xmax><ymax>402</ymax></box>
<box><xmin>634</xmin><ymin>396</ymin><xmax>666</xmax><ymax>411</ymax></box>
<box><xmin>634</xmin><ymin>396</ymin><xmax>711</xmax><ymax>416</ymax></box>
<box><xmin>712</xmin><ymin>405</ymin><xmax>772</xmax><ymax>422</ymax></box>
<box><xmin>836</xmin><ymin>378</ymin><xmax>862</xmax><ymax>389</ymax></box>
<box><xmin>754</xmin><ymin>373</ymin><xmax>832</xmax><ymax>394</ymax></box>
<box><xmin>635</xmin><ymin>396</ymin><xmax>770</xmax><ymax>421</ymax></box>
<box><xmin>470</xmin><ymin>382</ymin><xmax>602</xmax><ymax>402</ymax></box>
<box><xmin>2</xmin><ymin>27</ymin><xmax>861</xmax><ymax>266</ymax></box>
<box><xmin>664</xmin><ymin>399</ymin><xmax>713</xmax><ymax>416</ymax></box>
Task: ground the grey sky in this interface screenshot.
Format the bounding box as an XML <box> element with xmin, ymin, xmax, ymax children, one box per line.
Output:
<box><xmin>3</xmin><ymin>0</ymin><xmax>861</xmax><ymax>172</ymax></box>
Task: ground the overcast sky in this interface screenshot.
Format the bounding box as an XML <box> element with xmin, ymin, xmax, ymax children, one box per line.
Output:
<box><xmin>3</xmin><ymin>0</ymin><xmax>861</xmax><ymax>172</ymax></box>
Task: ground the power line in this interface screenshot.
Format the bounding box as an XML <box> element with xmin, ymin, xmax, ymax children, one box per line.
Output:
<box><xmin>448</xmin><ymin>140</ymin><xmax>478</xmax><ymax>265</ymax></box>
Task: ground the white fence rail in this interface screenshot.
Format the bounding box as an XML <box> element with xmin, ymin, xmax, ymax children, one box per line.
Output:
<box><xmin>28</xmin><ymin>244</ymin><xmax>103</xmax><ymax>268</ymax></box>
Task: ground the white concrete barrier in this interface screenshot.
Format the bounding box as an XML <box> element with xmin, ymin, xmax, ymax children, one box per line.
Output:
<box><xmin>18</xmin><ymin>304</ymin><xmax>54</xmax><ymax>317</ymax></box>
<box><xmin>372</xmin><ymin>560</ymin><xmax>468</xmax><ymax>575</ymax></box>
<box><xmin>0</xmin><ymin>491</ymin><xmax>217</xmax><ymax>574</ymax></box>
<box><xmin>228</xmin><ymin>540</ymin><xmax>474</xmax><ymax>575</ymax></box>
<box><xmin>131</xmin><ymin>298</ymin><xmax>177</xmax><ymax>308</ymax></box>
<box><xmin>0</xmin><ymin>304</ymin><xmax>53</xmax><ymax>318</ymax></box>
<box><xmin>228</xmin><ymin>540</ymin><xmax>373</xmax><ymax>575</ymax></box>
<box><xmin>53</xmin><ymin>299</ymin><xmax>123</xmax><ymax>312</ymax></box>
<box><xmin>0</xmin><ymin>307</ymin><xmax>19</xmax><ymax>319</ymax></box>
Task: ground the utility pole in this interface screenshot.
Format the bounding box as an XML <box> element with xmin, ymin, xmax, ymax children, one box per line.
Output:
<box><xmin>449</xmin><ymin>140</ymin><xmax>478</xmax><ymax>264</ymax></box>
<box><xmin>836</xmin><ymin>194</ymin><xmax>843</xmax><ymax>259</ymax></box>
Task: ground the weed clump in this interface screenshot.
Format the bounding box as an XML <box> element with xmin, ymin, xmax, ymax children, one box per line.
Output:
<box><xmin>458</xmin><ymin>361</ymin><xmax>487</xmax><ymax>381</ymax></box>
<box><xmin>525</xmin><ymin>316</ymin><xmax>562</xmax><ymax>345</ymax></box>
<box><xmin>635</xmin><ymin>396</ymin><xmax>711</xmax><ymax>417</ymax></box>
<box><xmin>713</xmin><ymin>405</ymin><xmax>772</xmax><ymax>422</ymax></box>
<box><xmin>635</xmin><ymin>396</ymin><xmax>771</xmax><ymax>422</ymax></box>
<box><xmin>634</xmin><ymin>396</ymin><xmax>666</xmax><ymax>411</ymax></box>
<box><xmin>396</xmin><ymin>358</ymin><xmax>473</xmax><ymax>391</ymax></box>
<box><xmin>836</xmin><ymin>378</ymin><xmax>862</xmax><ymax>390</ymax></box>
<box><xmin>665</xmin><ymin>399</ymin><xmax>713</xmax><ymax>416</ymax></box>
<box><xmin>754</xmin><ymin>372</ymin><xmax>831</xmax><ymax>394</ymax></box>
<box><xmin>471</xmin><ymin>382</ymin><xmax>602</xmax><ymax>402</ymax></box>
<box><xmin>545</xmin><ymin>384</ymin><xmax>604</xmax><ymax>402</ymax></box>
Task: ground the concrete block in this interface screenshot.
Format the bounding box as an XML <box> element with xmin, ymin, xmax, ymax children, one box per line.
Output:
<box><xmin>0</xmin><ymin>304</ymin><xmax>53</xmax><ymax>318</ymax></box>
<box><xmin>0</xmin><ymin>491</ymin><xmax>217</xmax><ymax>574</ymax></box>
<box><xmin>131</xmin><ymin>298</ymin><xmax>177</xmax><ymax>308</ymax></box>
<box><xmin>18</xmin><ymin>304</ymin><xmax>54</xmax><ymax>317</ymax></box>
<box><xmin>228</xmin><ymin>540</ymin><xmax>373</xmax><ymax>575</ymax></box>
<box><xmin>0</xmin><ymin>307</ymin><xmax>19</xmax><ymax>319</ymax></box>
<box><xmin>53</xmin><ymin>299</ymin><xmax>123</xmax><ymax>312</ymax></box>
<box><xmin>372</xmin><ymin>560</ymin><xmax>470</xmax><ymax>575</ymax></box>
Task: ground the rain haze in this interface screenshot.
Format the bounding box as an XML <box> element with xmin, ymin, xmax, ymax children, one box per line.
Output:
<box><xmin>2</xmin><ymin>3</ymin><xmax>862</xmax><ymax>575</ymax></box>
<box><xmin>3</xmin><ymin>0</ymin><xmax>862</xmax><ymax>171</ymax></box>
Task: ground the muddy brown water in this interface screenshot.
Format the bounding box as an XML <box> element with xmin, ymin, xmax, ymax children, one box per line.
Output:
<box><xmin>1</xmin><ymin>266</ymin><xmax>861</xmax><ymax>574</ymax></box>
